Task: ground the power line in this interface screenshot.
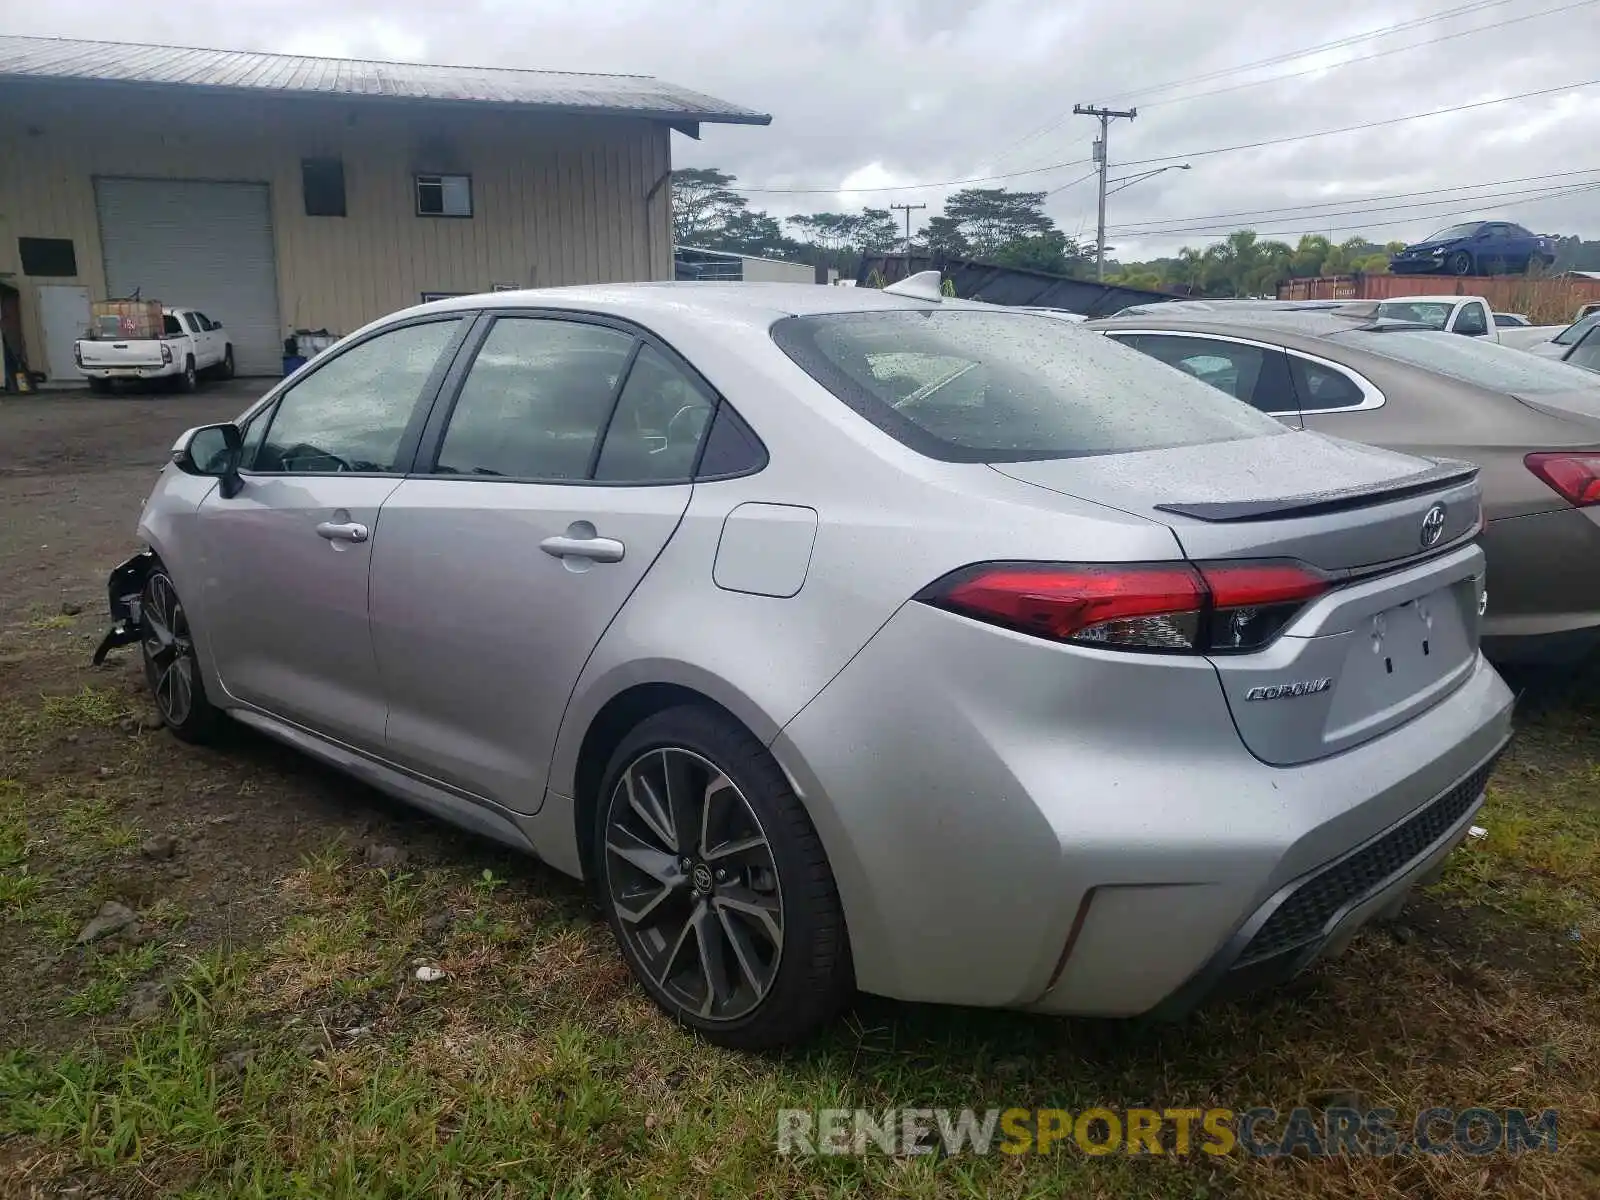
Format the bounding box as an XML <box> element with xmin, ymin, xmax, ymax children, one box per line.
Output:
<box><xmin>728</xmin><ymin>74</ymin><xmax>1598</xmax><ymax>198</ymax></box>
<box><xmin>1106</xmin><ymin>166</ymin><xmax>1600</xmax><ymax>230</ymax></box>
<box><xmin>1044</xmin><ymin>169</ymin><xmax>1100</xmax><ymax>197</ymax></box>
<box><xmin>1111</xmin><ymin>181</ymin><xmax>1597</xmax><ymax>239</ymax></box>
<box><xmin>1107</xmin><ymin>171</ymin><xmax>1600</xmax><ymax>236</ymax></box>
<box><xmin>1138</xmin><ymin>0</ymin><xmax>1600</xmax><ymax>110</ymax></box>
<box><xmin>1115</xmin><ymin>74</ymin><xmax>1600</xmax><ymax>169</ymax></box>
<box><xmin>989</xmin><ymin>0</ymin><xmax>1517</xmax><ymax>166</ymax></box>
<box><xmin>730</xmin><ymin>156</ymin><xmax>1090</xmax><ymax>196</ymax></box>
<box><xmin>1117</xmin><ymin>182</ymin><xmax>1600</xmax><ymax>243</ymax></box>
<box><xmin>1099</xmin><ymin>0</ymin><xmax>1515</xmax><ymax>103</ymax></box>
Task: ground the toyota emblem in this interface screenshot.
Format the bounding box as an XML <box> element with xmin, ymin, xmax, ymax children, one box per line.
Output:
<box><xmin>1420</xmin><ymin>502</ymin><xmax>1447</xmax><ymax>548</ymax></box>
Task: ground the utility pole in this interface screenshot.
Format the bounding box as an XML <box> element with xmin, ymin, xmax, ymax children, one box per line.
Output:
<box><xmin>1073</xmin><ymin>104</ymin><xmax>1137</xmax><ymax>281</ymax></box>
<box><xmin>890</xmin><ymin>202</ymin><xmax>925</xmax><ymax>279</ymax></box>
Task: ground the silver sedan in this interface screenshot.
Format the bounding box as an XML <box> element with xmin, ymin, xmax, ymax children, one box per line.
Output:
<box><xmin>97</xmin><ymin>282</ymin><xmax>1512</xmax><ymax>1047</ymax></box>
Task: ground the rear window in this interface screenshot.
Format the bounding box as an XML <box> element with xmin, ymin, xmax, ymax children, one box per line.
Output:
<box><xmin>769</xmin><ymin>309</ymin><xmax>1284</xmax><ymax>462</ymax></box>
<box><xmin>163</xmin><ymin>315</ymin><xmax>181</xmax><ymax>336</ymax></box>
<box><xmin>1332</xmin><ymin>329</ymin><xmax>1600</xmax><ymax>396</ymax></box>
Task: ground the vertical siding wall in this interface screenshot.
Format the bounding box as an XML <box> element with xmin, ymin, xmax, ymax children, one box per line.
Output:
<box><xmin>0</xmin><ymin>82</ymin><xmax>673</xmax><ymax>374</ymax></box>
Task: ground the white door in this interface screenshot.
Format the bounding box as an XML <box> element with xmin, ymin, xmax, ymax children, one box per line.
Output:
<box><xmin>36</xmin><ymin>285</ymin><xmax>90</xmax><ymax>383</ymax></box>
<box><xmin>95</xmin><ymin>178</ymin><xmax>281</xmax><ymax>375</ymax></box>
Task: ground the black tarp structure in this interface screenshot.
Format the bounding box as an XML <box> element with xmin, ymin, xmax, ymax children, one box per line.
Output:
<box><xmin>854</xmin><ymin>253</ymin><xmax>1178</xmax><ymax>317</ymax></box>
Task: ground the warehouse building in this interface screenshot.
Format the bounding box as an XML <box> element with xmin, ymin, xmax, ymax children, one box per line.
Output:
<box><xmin>0</xmin><ymin>35</ymin><xmax>768</xmax><ymax>382</ymax></box>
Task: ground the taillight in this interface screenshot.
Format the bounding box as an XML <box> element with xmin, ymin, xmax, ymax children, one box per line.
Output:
<box><xmin>917</xmin><ymin>559</ymin><xmax>1330</xmax><ymax>654</ymax></box>
<box><xmin>1525</xmin><ymin>452</ymin><xmax>1600</xmax><ymax>507</ymax></box>
<box><xmin>161</xmin><ymin>343</ymin><xmax>173</xmax><ymax>364</ymax></box>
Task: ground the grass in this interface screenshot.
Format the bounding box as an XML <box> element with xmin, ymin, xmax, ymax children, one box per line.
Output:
<box><xmin>0</xmin><ymin>659</ymin><xmax>1596</xmax><ymax>1198</ymax></box>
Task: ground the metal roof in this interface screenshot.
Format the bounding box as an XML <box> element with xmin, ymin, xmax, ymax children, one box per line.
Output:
<box><xmin>0</xmin><ymin>35</ymin><xmax>770</xmax><ymax>127</ymax></box>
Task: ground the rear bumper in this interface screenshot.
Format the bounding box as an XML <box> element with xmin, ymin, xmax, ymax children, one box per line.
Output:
<box><xmin>774</xmin><ymin>602</ymin><xmax>1515</xmax><ymax>1017</ymax></box>
<box><xmin>80</xmin><ymin>362</ymin><xmax>179</xmax><ymax>379</ymax></box>
<box><xmin>1145</xmin><ymin>746</ymin><xmax>1496</xmax><ymax>1018</ymax></box>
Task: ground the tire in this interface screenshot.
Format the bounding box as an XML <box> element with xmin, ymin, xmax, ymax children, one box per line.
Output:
<box><xmin>139</xmin><ymin>566</ymin><xmax>219</xmax><ymax>744</ymax></box>
<box><xmin>177</xmin><ymin>357</ymin><xmax>197</xmax><ymax>393</ymax></box>
<box><xmin>87</xmin><ymin>378</ymin><xmax>112</xmax><ymax>395</ymax></box>
<box><xmin>593</xmin><ymin>705</ymin><xmax>853</xmax><ymax>1050</ymax></box>
<box><xmin>218</xmin><ymin>345</ymin><xmax>235</xmax><ymax>380</ymax></box>
<box><xmin>1447</xmin><ymin>250</ymin><xmax>1473</xmax><ymax>276</ymax></box>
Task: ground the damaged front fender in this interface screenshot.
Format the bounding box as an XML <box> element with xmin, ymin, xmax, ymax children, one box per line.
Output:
<box><xmin>91</xmin><ymin>549</ymin><xmax>157</xmax><ymax>665</ymax></box>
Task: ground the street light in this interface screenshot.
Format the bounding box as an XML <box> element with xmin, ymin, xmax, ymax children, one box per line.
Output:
<box><xmin>1105</xmin><ymin>163</ymin><xmax>1190</xmax><ymax>197</ymax></box>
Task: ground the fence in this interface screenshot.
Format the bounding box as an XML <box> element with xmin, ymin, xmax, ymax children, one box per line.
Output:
<box><xmin>1277</xmin><ymin>274</ymin><xmax>1600</xmax><ymax>324</ymax></box>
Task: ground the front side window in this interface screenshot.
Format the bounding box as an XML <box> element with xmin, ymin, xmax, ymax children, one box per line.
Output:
<box><xmin>773</xmin><ymin>311</ymin><xmax>1284</xmax><ymax>462</ymax></box>
<box><xmin>1565</xmin><ymin>329</ymin><xmax>1600</xmax><ymax>374</ymax></box>
<box><xmin>416</xmin><ymin>174</ymin><xmax>472</xmax><ymax>217</ymax></box>
<box><xmin>1555</xmin><ymin>313</ymin><xmax>1600</xmax><ymax>346</ymax></box>
<box><xmin>435</xmin><ymin>318</ymin><xmax>635</xmax><ymax>479</ymax></box>
<box><xmin>1426</xmin><ymin>223</ymin><xmax>1481</xmax><ymax>242</ymax></box>
<box><xmin>258</xmin><ymin>319</ymin><xmax>462</xmax><ymax>473</ymax></box>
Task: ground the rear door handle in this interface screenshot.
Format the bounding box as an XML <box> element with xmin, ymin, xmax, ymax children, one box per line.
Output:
<box><xmin>316</xmin><ymin>520</ymin><xmax>369</xmax><ymax>543</ymax></box>
<box><xmin>540</xmin><ymin>534</ymin><xmax>624</xmax><ymax>563</ymax></box>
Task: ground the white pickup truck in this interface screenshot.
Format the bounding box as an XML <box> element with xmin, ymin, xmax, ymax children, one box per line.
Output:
<box><xmin>75</xmin><ymin>307</ymin><xmax>234</xmax><ymax>393</ymax></box>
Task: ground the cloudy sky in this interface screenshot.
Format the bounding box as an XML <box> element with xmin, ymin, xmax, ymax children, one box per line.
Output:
<box><xmin>12</xmin><ymin>0</ymin><xmax>1600</xmax><ymax>260</ymax></box>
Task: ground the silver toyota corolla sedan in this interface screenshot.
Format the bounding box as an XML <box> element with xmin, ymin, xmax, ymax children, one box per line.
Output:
<box><xmin>95</xmin><ymin>282</ymin><xmax>1513</xmax><ymax>1048</ymax></box>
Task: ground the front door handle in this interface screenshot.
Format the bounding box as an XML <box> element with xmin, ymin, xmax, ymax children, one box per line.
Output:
<box><xmin>316</xmin><ymin>520</ymin><xmax>369</xmax><ymax>543</ymax></box>
<box><xmin>540</xmin><ymin>534</ymin><xmax>624</xmax><ymax>563</ymax></box>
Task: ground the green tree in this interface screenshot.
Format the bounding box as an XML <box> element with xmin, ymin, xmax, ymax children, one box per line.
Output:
<box><xmin>922</xmin><ymin>214</ymin><xmax>970</xmax><ymax>256</ymax></box>
<box><xmin>991</xmin><ymin>230</ymin><xmax>1091</xmax><ymax>276</ymax></box>
<box><xmin>1291</xmin><ymin>235</ymin><xmax>1332</xmax><ymax>278</ymax></box>
<box><xmin>717</xmin><ymin>211</ymin><xmax>792</xmax><ymax>258</ymax></box>
<box><xmin>939</xmin><ymin>188</ymin><xmax>1057</xmax><ymax>257</ymax></box>
<box><xmin>669</xmin><ymin>168</ymin><xmax>748</xmax><ymax>246</ymax></box>
<box><xmin>1172</xmin><ymin>246</ymin><xmax>1209</xmax><ymax>292</ymax></box>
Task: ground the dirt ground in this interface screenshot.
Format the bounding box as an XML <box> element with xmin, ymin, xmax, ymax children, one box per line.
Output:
<box><xmin>0</xmin><ymin>383</ymin><xmax>565</xmax><ymax>1050</ymax></box>
<box><xmin>1</xmin><ymin>386</ymin><xmax>1596</xmax><ymax>1199</ymax></box>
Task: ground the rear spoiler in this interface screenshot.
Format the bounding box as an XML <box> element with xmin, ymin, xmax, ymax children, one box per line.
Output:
<box><xmin>1154</xmin><ymin>460</ymin><xmax>1478</xmax><ymax>523</ymax></box>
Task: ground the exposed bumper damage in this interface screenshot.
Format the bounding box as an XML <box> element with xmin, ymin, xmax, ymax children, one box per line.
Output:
<box><xmin>91</xmin><ymin>550</ymin><xmax>157</xmax><ymax>665</ymax></box>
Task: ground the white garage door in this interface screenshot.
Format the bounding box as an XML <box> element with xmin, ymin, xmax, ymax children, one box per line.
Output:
<box><xmin>95</xmin><ymin>178</ymin><xmax>281</xmax><ymax>376</ymax></box>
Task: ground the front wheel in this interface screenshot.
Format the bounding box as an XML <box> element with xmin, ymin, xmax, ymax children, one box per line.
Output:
<box><xmin>1447</xmin><ymin>250</ymin><xmax>1474</xmax><ymax>276</ymax></box>
<box><xmin>139</xmin><ymin>567</ymin><xmax>219</xmax><ymax>743</ymax></box>
<box><xmin>177</xmin><ymin>358</ymin><xmax>197</xmax><ymax>393</ymax></box>
<box><xmin>594</xmin><ymin>706</ymin><xmax>853</xmax><ymax>1049</ymax></box>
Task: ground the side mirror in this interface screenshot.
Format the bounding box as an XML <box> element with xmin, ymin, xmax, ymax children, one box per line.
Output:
<box><xmin>171</xmin><ymin>423</ymin><xmax>244</xmax><ymax>497</ymax></box>
<box><xmin>213</xmin><ymin>320</ymin><xmax>224</xmax><ymax>329</ymax></box>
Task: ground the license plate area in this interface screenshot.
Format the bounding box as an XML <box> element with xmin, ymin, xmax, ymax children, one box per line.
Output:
<box><xmin>1323</xmin><ymin>584</ymin><xmax>1475</xmax><ymax>740</ymax></box>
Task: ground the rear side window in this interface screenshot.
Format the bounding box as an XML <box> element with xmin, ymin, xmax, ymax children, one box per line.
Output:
<box><xmin>771</xmin><ymin>310</ymin><xmax>1283</xmax><ymax>462</ymax></box>
<box><xmin>593</xmin><ymin>344</ymin><xmax>716</xmax><ymax>483</ymax></box>
<box><xmin>1290</xmin><ymin>357</ymin><xmax>1368</xmax><ymax>411</ymax></box>
<box><xmin>435</xmin><ymin>318</ymin><xmax>635</xmax><ymax>479</ymax></box>
<box><xmin>1114</xmin><ymin>334</ymin><xmax>1296</xmax><ymax>415</ymax></box>
<box><xmin>1453</xmin><ymin>305</ymin><xmax>1488</xmax><ymax>337</ymax></box>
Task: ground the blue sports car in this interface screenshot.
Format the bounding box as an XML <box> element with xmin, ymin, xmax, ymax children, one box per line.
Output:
<box><xmin>1389</xmin><ymin>220</ymin><xmax>1556</xmax><ymax>276</ymax></box>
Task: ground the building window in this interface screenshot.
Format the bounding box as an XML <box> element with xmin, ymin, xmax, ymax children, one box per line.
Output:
<box><xmin>416</xmin><ymin>174</ymin><xmax>472</xmax><ymax>218</ymax></box>
<box><xmin>18</xmin><ymin>237</ymin><xmax>77</xmax><ymax>277</ymax></box>
<box><xmin>302</xmin><ymin>158</ymin><xmax>347</xmax><ymax>217</ymax></box>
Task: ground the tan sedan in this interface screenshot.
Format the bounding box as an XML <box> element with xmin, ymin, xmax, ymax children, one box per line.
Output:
<box><xmin>1090</xmin><ymin>309</ymin><xmax>1600</xmax><ymax>664</ymax></box>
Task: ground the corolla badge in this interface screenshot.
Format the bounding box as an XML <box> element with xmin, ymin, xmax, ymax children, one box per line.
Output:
<box><xmin>1421</xmin><ymin>502</ymin><xmax>1447</xmax><ymax>548</ymax></box>
<box><xmin>1244</xmin><ymin>678</ymin><xmax>1332</xmax><ymax>701</ymax></box>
